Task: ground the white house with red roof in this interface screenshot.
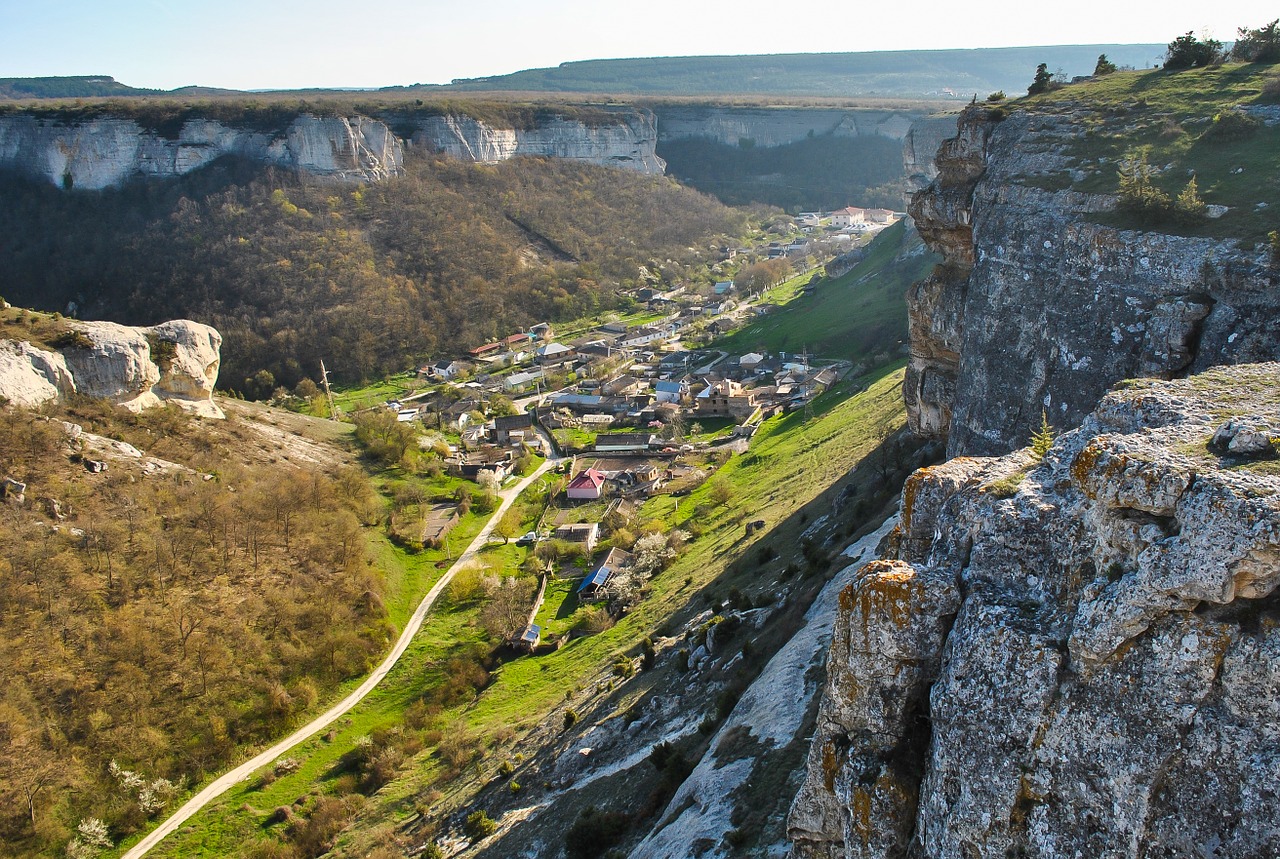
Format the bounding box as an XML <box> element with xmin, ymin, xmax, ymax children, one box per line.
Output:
<box><xmin>566</xmin><ymin>468</ymin><xmax>606</xmax><ymax>501</ymax></box>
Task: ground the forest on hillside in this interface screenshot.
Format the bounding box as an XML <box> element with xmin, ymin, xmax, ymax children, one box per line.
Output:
<box><xmin>0</xmin><ymin>152</ymin><xmax>749</xmax><ymax>392</ymax></box>
<box><xmin>0</xmin><ymin>401</ymin><xmax>385</xmax><ymax>858</ymax></box>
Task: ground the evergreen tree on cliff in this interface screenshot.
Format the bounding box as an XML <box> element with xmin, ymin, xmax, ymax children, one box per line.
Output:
<box><xmin>1027</xmin><ymin>63</ymin><xmax>1052</xmax><ymax>95</ymax></box>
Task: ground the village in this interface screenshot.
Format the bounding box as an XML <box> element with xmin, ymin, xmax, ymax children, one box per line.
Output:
<box><xmin>358</xmin><ymin>204</ymin><xmax>895</xmax><ymax>653</ymax></box>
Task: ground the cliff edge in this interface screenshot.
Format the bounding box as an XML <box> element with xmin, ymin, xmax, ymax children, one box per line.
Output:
<box><xmin>789</xmin><ymin>362</ymin><xmax>1280</xmax><ymax>857</ymax></box>
<box><xmin>906</xmin><ymin>99</ymin><xmax>1280</xmax><ymax>457</ymax></box>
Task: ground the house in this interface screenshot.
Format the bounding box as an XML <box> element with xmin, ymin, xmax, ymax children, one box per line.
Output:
<box><xmin>553</xmin><ymin>522</ymin><xmax>600</xmax><ymax>554</ymax></box>
<box><xmin>503</xmin><ymin>369</ymin><xmax>545</xmax><ymax>392</ymax></box>
<box><xmin>494</xmin><ymin>412</ymin><xmax>534</xmax><ymax>444</ymax></box>
<box><xmin>613</xmin><ymin>464</ymin><xmax>663</xmax><ymax>495</ymax></box>
<box><xmin>469</xmin><ymin>342</ymin><xmax>503</xmax><ymax>358</ymax></box>
<box><xmin>530</xmin><ymin>322</ymin><xmax>554</xmax><ymax>340</ymax></box>
<box><xmin>714</xmin><ymin>280</ymin><xmax>734</xmax><ymax>295</ymax></box>
<box><xmin>696</xmin><ymin>379</ymin><xmax>759</xmax><ymax>419</ymax></box>
<box><xmin>865</xmin><ymin>208</ymin><xmax>895</xmax><ymax>224</ymax></box>
<box><xmin>738</xmin><ymin>352</ymin><xmax>765</xmax><ymax>372</ymax></box>
<box><xmin>421</xmin><ymin>503</ymin><xmax>460</xmax><ymax>549</ymax></box>
<box><xmin>654</xmin><ymin>379</ymin><xmax>688</xmax><ymax>404</ymax></box>
<box><xmin>505</xmin><ymin>332</ymin><xmax>533</xmax><ymax>348</ymax></box>
<box><xmin>619</xmin><ymin>325</ymin><xmax>674</xmax><ymax>349</ymax></box>
<box><xmin>636</xmin><ymin>286</ymin><xmax>662</xmax><ymax>302</ymax></box>
<box><xmin>576</xmin><ymin>340</ymin><xmax>616</xmax><ymax>362</ymax></box>
<box><xmin>535</xmin><ymin>342</ymin><xmax>575</xmax><ymax>365</ymax></box>
<box><xmin>593</xmin><ymin>432</ymin><xmax>655</xmax><ymax>454</ymax></box>
<box><xmin>419</xmin><ymin>359</ymin><xmax>471</xmax><ymax>381</ymax></box>
<box><xmin>830</xmin><ymin>206</ymin><xmax>867</xmax><ymax>229</ymax></box>
<box><xmin>396</xmin><ymin>408</ymin><xmax>420</xmax><ymax>423</ymax></box>
<box><xmin>578</xmin><ymin>547</ymin><xmax>634</xmax><ymax>598</ymax></box>
<box><xmin>513</xmin><ymin>623</ymin><xmax>541</xmax><ymax>652</ymax></box>
<box><xmin>602</xmin><ymin>375</ymin><xmax>644</xmax><ymax>397</ymax></box>
<box><xmin>566</xmin><ymin>468</ymin><xmax>606</xmax><ymax>501</ymax></box>
<box><xmin>452</xmin><ymin>449</ymin><xmax>514</xmax><ymax>481</ymax></box>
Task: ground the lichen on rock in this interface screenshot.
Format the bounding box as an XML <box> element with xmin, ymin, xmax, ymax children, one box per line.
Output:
<box><xmin>789</xmin><ymin>363</ymin><xmax>1280</xmax><ymax>858</ymax></box>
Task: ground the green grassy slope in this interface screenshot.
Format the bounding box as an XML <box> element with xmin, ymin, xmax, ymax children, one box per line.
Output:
<box><xmin>716</xmin><ymin>219</ymin><xmax>939</xmax><ymax>361</ymax></box>
<box><xmin>1016</xmin><ymin>62</ymin><xmax>1280</xmax><ymax>242</ymax></box>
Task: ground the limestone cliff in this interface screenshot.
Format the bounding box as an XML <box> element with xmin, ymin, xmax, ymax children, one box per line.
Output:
<box><xmin>654</xmin><ymin>106</ymin><xmax>926</xmax><ymax>148</ymax></box>
<box><xmin>0</xmin><ymin>113</ymin><xmax>402</xmax><ymax>189</ymax></box>
<box><xmin>905</xmin><ymin>105</ymin><xmax>1280</xmax><ymax>458</ymax></box>
<box><xmin>0</xmin><ymin>319</ymin><xmax>223</xmax><ymax>417</ymax></box>
<box><xmin>789</xmin><ymin>363</ymin><xmax>1280</xmax><ymax>858</ymax></box>
<box><xmin>409</xmin><ymin>109</ymin><xmax>665</xmax><ymax>174</ymax></box>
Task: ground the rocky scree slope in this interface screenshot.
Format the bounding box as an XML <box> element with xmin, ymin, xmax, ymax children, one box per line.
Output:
<box><xmin>0</xmin><ymin>315</ymin><xmax>223</xmax><ymax>417</ymax></box>
<box><xmin>789</xmin><ymin>362</ymin><xmax>1280</xmax><ymax>858</ymax></box>
<box><xmin>906</xmin><ymin>100</ymin><xmax>1280</xmax><ymax>457</ymax></box>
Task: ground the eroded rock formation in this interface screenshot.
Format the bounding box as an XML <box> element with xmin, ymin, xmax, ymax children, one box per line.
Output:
<box><xmin>410</xmin><ymin>109</ymin><xmax>665</xmax><ymax>174</ymax></box>
<box><xmin>906</xmin><ymin>105</ymin><xmax>1280</xmax><ymax>457</ymax></box>
<box><xmin>0</xmin><ymin>319</ymin><xmax>223</xmax><ymax>417</ymax></box>
<box><xmin>789</xmin><ymin>363</ymin><xmax>1280</xmax><ymax>858</ymax></box>
<box><xmin>0</xmin><ymin>113</ymin><xmax>402</xmax><ymax>189</ymax></box>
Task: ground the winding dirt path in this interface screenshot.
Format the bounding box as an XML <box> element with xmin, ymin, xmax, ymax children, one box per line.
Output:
<box><xmin>123</xmin><ymin>446</ymin><xmax>560</xmax><ymax>859</ymax></box>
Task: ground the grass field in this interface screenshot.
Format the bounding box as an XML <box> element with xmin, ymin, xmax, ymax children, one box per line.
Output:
<box><xmin>1019</xmin><ymin>63</ymin><xmax>1280</xmax><ymax>243</ymax></box>
<box><xmin>716</xmin><ymin>219</ymin><xmax>937</xmax><ymax>361</ymax></box>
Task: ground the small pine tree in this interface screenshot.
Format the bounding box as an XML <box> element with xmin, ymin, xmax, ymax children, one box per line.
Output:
<box><xmin>1094</xmin><ymin>54</ymin><xmax>1118</xmax><ymax>76</ymax></box>
<box><xmin>1174</xmin><ymin>174</ymin><xmax>1207</xmax><ymax>223</ymax></box>
<box><xmin>1031</xmin><ymin>410</ymin><xmax>1056</xmax><ymax>459</ymax></box>
<box><xmin>1028</xmin><ymin>63</ymin><xmax>1053</xmax><ymax>95</ymax></box>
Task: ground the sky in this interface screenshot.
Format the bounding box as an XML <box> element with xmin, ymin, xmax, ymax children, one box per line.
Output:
<box><xmin>3</xmin><ymin>0</ymin><xmax>1277</xmax><ymax>91</ymax></box>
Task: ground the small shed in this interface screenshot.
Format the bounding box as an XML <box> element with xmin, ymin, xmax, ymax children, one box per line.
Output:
<box><xmin>514</xmin><ymin>623</ymin><xmax>541</xmax><ymax>652</ymax></box>
<box><xmin>578</xmin><ymin>547</ymin><xmax>634</xmax><ymax>599</ymax></box>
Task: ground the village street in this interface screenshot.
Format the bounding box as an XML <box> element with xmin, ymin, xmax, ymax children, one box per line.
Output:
<box><xmin>121</xmin><ymin>434</ymin><xmax>563</xmax><ymax>859</ymax></box>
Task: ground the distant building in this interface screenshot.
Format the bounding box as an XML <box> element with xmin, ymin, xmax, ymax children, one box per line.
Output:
<box><xmin>654</xmin><ymin>379</ymin><xmax>688</xmax><ymax>404</ymax></box>
<box><xmin>503</xmin><ymin>369</ymin><xmax>545</xmax><ymax>392</ymax></box>
<box><xmin>553</xmin><ymin>522</ymin><xmax>600</xmax><ymax>554</ymax></box>
<box><xmin>714</xmin><ymin>281</ymin><xmax>734</xmax><ymax>295</ymax></box>
<box><xmin>830</xmin><ymin>206</ymin><xmax>867</xmax><ymax>229</ymax></box>
<box><xmin>536</xmin><ymin>342</ymin><xmax>575</xmax><ymax>364</ymax></box>
<box><xmin>696</xmin><ymin>379</ymin><xmax>759</xmax><ymax>419</ymax></box>
<box><xmin>513</xmin><ymin>623</ymin><xmax>541</xmax><ymax>652</ymax></box>
<box><xmin>865</xmin><ymin>208</ymin><xmax>895</xmax><ymax>224</ymax></box>
<box><xmin>421</xmin><ymin>503</ymin><xmax>460</xmax><ymax>549</ymax></box>
<box><xmin>566</xmin><ymin>468</ymin><xmax>607</xmax><ymax>501</ymax></box>
<box><xmin>593</xmin><ymin>432</ymin><xmax>656</xmax><ymax>454</ymax></box>
<box><xmin>494</xmin><ymin>412</ymin><xmax>534</xmax><ymax>444</ymax></box>
<box><xmin>469</xmin><ymin>342</ymin><xmax>502</xmax><ymax>358</ymax></box>
<box><xmin>578</xmin><ymin>547</ymin><xmax>634</xmax><ymax>598</ymax></box>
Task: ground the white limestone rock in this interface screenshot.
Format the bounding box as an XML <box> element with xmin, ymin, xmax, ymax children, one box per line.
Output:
<box><xmin>0</xmin><ymin>340</ymin><xmax>75</xmax><ymax>407</ymax></box>
<box><xmin>790</xmin><ymin>364</ymin><xmax>1280</xmax><ymax>858</ymax></box>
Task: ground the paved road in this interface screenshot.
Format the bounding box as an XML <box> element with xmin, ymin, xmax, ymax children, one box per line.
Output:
<box><xmin>122</xmin><ymin>444</ymin><xmax>560</xmax><ymax>859</ymax></box>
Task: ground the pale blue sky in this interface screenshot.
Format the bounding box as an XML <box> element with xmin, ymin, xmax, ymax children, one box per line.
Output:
<box><xmin>3</xmin><ymin>0</ymin><xmax>1275</xmax><ymax>90</ymax></box>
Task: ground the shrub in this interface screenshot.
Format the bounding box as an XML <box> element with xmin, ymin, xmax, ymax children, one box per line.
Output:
<box><xmin>1165</xmin><ymin>32</ymin><xmax>1224</xmax><ymax>69</ymax></box>
<box><xmin>1031</xmin><ymin>410</ymin><xmax>1056</xmax><ymax>459</ymax></box>
<box><xmin>1201</xmin><ymin>108</ymin><xmax>1261</xmax><ymax>143</ymax></box>
<box><xmin>1231</xmin><ymin>19</ymin><xmax>1280</xmax><ymax>63</ymax></box>
<box><xmin>463</xmin><ymin>810</ymin><xmax>497</xmax><ymax>842</ymax></box>
<box><xmin>986</xmin><ymin>91</ymin><xmax>1006</xmax><ymax>102</ymax></box>
<box><xmin>1027</xmin><ymin>63</ymin><xmax>1052</xmax><ymax>95</ymax></box>
<box><xmin>563</xmin><ymin>709</ymin><xmax>579</xmax><ymax>730</ymax></box>
<box><xmin>565</xmin><ymin>807</ymin><xmax>631</xmax><ymax>859</ymax></box>
<box><xmin>1094</xmin><ymin>53</ymin><xmax>1118</xmax><ymax>76</ymax></box>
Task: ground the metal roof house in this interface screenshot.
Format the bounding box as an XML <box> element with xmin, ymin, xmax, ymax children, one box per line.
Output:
<box><xmin>578</xmin><ymin>548</ymin><xmax>633</xmax><ymax>598</ymax></box>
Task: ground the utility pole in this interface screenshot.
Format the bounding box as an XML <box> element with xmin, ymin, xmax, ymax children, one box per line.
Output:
<box><xmin>320</xmin><ymin>359</ymin><xmax>339</xmax><ymax>421</ymax></box>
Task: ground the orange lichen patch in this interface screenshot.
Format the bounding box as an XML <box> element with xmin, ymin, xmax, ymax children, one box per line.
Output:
<box><xmin>849</xmin><ymin>561</ymin><xmax>925</xmax><ymax>635</ymax></box>
<box><xmin>851</xmin><ymin>785</ymin><xmax>874</xmax><ymax>846</ymax></box>
<box><xmin>823</xmin><ymin>741</ymin><xmax>840</xmax><ymax>792</ymax></box>
<box><xmin>1070</xmin><ymin>438</ymin><xmax>1119</xmax><ymax>497</ymax></box>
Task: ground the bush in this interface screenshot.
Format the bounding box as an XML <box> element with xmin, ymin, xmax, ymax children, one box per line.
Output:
<box><xmin>1027</xmin><ymin>63</ymin><xmax>1053</xmax><ymax>95</ymax></box>
<box><xmin>565</xmin><ymin>807</ymin><xmax>631</xmax><ymax>859</ymax></box>
<box><xmin>1165</xmin><ymin>32</ymin><xmax>1224</xmax><ymax>69</ymax></box>
<box><xmin>463</xmin><ymin>810</ymin><xmax>497</xmax><ymax>842</ymax></box>
<box><xmin>1232</xmin><ymin>19</ymin><xmax>1280</xmax><ymax>63</ymax></box>
<box><xmin>986</xmin><ymin>91</ymin><xmax>1005</xmax><ymax>102</ymax></box>
<box><xmin>1201</xmin><ymin>108</ymin><xmax>1261</xmax><ymax>143</ymax></box>
<box><xmin>563</xmin><ymin>709</ymin><xmax>579</xmax><ymax>730</ymax></box>
<box><xmin>1094</xmin><ymin>53</ymin><xmax>1118</xmax><ymax>76</ymax></box>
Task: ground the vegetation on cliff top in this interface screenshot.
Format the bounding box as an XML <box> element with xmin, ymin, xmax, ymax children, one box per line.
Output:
<box><xmin>1020</xmin><ymin>61</ymin><xmax>1280</xmax><ymax>242</ymax></box>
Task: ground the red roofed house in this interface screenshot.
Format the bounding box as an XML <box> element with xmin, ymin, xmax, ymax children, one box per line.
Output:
<box><xmin>566</xmin><ymin>468</ymin><xmax>606</xmax><ymax>501</ymax></box>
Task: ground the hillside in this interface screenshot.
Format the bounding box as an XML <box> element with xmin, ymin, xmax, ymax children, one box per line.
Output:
<box><xmin>0</xmin><ymin>386</ymin><xmax>387</xmax><ymax>858</ymax></box>
<box><xmin>425</xmin><ymin>45</ymin><xmax>1165</xmax><ymax>99</ymax></box>
<box><xmin>0</xmin><ymin>151</ymin><xmax>748</xmax><ymax>391</ymax></box>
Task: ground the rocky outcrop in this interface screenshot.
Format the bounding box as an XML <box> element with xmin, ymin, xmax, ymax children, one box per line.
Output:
<box><xmin>901</xmin><ymin>114</ymin><xmax>958</xmax><ymax>189</ymax></box>
<box><xmin>789</xmin><ymin>363</ymin><xmax>1280</xmax><ymax>858</ymax></box>
<box><xmin>0</xmin><ymin>113</ymin><xmax>402</xmax><ymax>189</ymax></box>
<box><xmin>654</xmin><ymin>106</ymin><xmax>926</xmax><ymax>148</ymax></box>
<box><xmin>410</xmin><ymin>110</ymin><xmax>665</xmax><ymax>174</ymax></box>
<box><xmin>0</xmin><ymin>319</ymin><xmax>222</xmax><ymax>417</ymax></box>
<box><xmin>906</xmin><ymin>105</ymin><xmax>1280</xmax><ymax>457</ymax></box>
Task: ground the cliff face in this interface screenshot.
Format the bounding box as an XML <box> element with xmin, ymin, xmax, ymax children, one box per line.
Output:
<box><xmin>0</xmin><ymin>113</ymin><xmax>403</xmax><ymax>189</ymax></box>
<box><xmin>900</xmin><ymin>113</ymin><xmax>957</xmax><ymax>189</ymax></box>
<box><xmin>410</xmin><ymin>109</ymin><xmax>665</xmax><ymax>174</ymax></box>
<box><xmin>0</xmin><ymin>319</ymin><xmax>223</xmax><ymax>418</ymax></box>
<box><xmin>789</xmin><ymin>363</ymin><xmax>1280</xmax><ymax>858</ymax></box>
<box><xmin>654</xmin><ymin>106</ymin><xmax>926</xmax><ymax>148</ymax></box>
<box><xmin>906</xmin><ymin>106</ymin><xmax>1280</xmax><ymax>458</ymax></box>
